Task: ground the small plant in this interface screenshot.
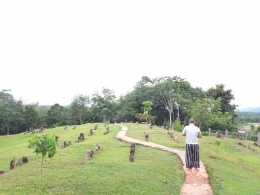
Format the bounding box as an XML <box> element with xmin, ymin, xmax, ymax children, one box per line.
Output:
<box><xmin>214</xmin><ymin>140</ymin><xmax>222</xmax><ymax>160</ymax></box>
<box><xmin>28</xmin><ymin>134</ymin><xmax>59</xmax><ymax>194</ymax></box>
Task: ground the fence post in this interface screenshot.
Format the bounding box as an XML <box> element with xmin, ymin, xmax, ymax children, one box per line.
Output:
<box><xmin>209</xmin><ymin>128</ymin><xmax>211</xmax><ymax>136</ymax></box>
<box><xmin>225</xmin><ymin>129</ymin><xmax>228</xmax><ymax>138</ymax></box>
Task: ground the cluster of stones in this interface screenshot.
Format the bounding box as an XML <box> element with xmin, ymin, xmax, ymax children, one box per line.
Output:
<box><xmin>24</xmin><ymin>127</ymin><xmax>45</xmax><ymax>134</ymax></box>
<box><xmin>103</xmin><ymin>127</ymin><xmax>110</xmax><ymax>135</ymax></box>
<box><xmin>9</xmin><ymin>156</ymin><xmax>28</xmax><ymax>171</ymax></box>
<box><xmin>86</xmin><ymin>143</ymin><xmax>101</xmax><ymax>159</ymax></box>
<box><xmin>238</xmin><ymin>142</ymin><xmax>256</xmax><ymax>151</ymax></box>
<box><xmin>167</xmin><ymin>132</ymin><xmax>179</xmax><ymax>143</ymax></box>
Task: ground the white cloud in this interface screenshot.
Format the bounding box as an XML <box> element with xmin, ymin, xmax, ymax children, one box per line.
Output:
<box><xmin>0</xmin><ymin>0</ymin><xmax>259</xmax><ymax>108</ymax></box>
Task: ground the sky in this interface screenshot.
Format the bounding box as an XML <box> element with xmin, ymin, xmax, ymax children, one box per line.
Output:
<box><xmin>0</xmin><ymin>1</ymin><xmax>259</xmax><ymax>108</ymax></box>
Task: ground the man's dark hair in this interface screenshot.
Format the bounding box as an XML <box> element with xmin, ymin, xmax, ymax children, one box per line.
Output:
<box><xmin>189</xmin><ymin>118</ymin><xmax>195</xmax><ymax>123</ymax></box>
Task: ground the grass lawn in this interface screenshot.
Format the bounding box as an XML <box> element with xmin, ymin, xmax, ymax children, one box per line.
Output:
<box><xmin>0</xmin><ymin>123</ymin><xmax>184</xmax><ymax>195</ymax></box>
<box><xmin>125</xmin><ymin>123</ymin><xmax>260</xmax><ymax>195</ymax></box>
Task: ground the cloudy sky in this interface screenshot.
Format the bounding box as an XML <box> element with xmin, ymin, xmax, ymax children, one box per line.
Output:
<box><xmin>0</xmin><ymin>1</ymin><xmax>259</xmax><ymax>108</ymax></box>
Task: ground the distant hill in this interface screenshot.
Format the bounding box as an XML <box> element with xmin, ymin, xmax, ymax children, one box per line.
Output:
<box><xmin>37</xmin><ymin>105</ymin><xmax>51</xmax><ymax>109</ymax></box>
<box><xmin>236</xmin><ymin>107</ymin><xmax>260</xmax><ymax>113</ymax></box>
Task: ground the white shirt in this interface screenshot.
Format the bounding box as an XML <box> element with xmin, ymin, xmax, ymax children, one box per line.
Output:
<box><xmin>182</xmin><ymin>124</ymin><xmax>201</xmax><ymax>144</ymax></box>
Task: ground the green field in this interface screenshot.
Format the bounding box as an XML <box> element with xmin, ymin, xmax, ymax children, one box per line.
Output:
<box><xmin>0</xmin><ymin>124</ymin><xmax>184</xmax><ymax>195</ymax></box>
<box><xmin>125</xmin><ymin>123</ymin><xmax>260</xmax><ymax>195</ymax></box>
<box><xmin>1</xmin><ymin>123</ymin><xmax>260</xmax><ymax>195</ymax></box>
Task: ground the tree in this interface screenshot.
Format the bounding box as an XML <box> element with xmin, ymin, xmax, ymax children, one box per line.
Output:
<box><xmin>142</xmin><ymin>101</ymin><xmax>153</xmax><ymax>122</ymax></box>
<box><xmin>46</xmin><ymin>104</ymin><xmax>69</xmax><ymax>126</ymax></box>
<box><xmin>256</xmin><ymin>126</ymin><xmax>260</xmax><ymax>133</ymax></box>
<box><xmin>206</xmin><ymin>84</ymin><xmax>237</xmax><ymax>119</ymax></box>
<box><xmin>91</xmin><ymin>88</ymin><xmax>116</xmax><ymax>122</ymax></box>
<box><xmin>132</xmin><ymin>76</ymin><xmax>193</xmax><ymax>127</ymax></box>
<box><xmin>251</xmin><ymin>124</ymin><xmax>256</xmax><ymax>131</ymax></box>
<box><xmin>188</xmin><ymin>98</ymin><xmax>214</xmax><ymax>129</ymax></box>
<box><xmin>28</xmin><ymin>134</ymin><xmax>59</xmax><ymax>193</ymax></box>
<box><xmin>188</xmin><ymin>98</ymin><xmax>234</xmax><ymax>131</ymax></box>
<box><xmin>70</xmin><ymin>94</ymin><xmax>90</xmax><ymax>124</ymax></box>
<box><xmin>24</xmin><ymin>103</ymin><xmax>40</xmax><ymax>129</ymax></box>
<box><xmin>116</xmin><ymin>92</ymin><xmax>139</xmax><ymax>122</ymax></box>
<box><xmin>0</xmin><ymin>92</ymin><xmax>24</xmax><ymax>135</ymax></box>
<box><xmin>153</xmin><ymin>77</ymin><xmax>177</xmax><ymax>129</ymax></box>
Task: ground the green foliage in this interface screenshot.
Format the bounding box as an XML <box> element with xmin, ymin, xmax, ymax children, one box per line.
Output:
<box><xmin>214</xmin><ymin>140</ymin><xmax>222</xmax><ymax>147</ymax></box>
<box><xmin>256</xmin><ymin>126</ymin><xmax>260</xmax><ymax>133</ymax></box>
<box><xmin>24</xmin><ymin>104</ymin><xmax>40</xmax><ymax>129</ymax></box>
<box><xmin>0</xmin><ymin>76</ymin><xmax>239</xmax><ymax>135</ymax></box>
<box><xmin>173</xmin><ymin>119</ymin><xmax>182</xmax><ymax>132</ymax></box>
<box><xmin>142</xmin><ymin>100</ymin><xmax>153</xmax><ymax>122</ymax></box>
<box><xmin>0</xmin><ymin>92</ymin><xmax>25</xmax><ymax>135</ymax></box>
<box><xmin>247</xmin><ymin>131</ymin><xmax>258</xmax><ymax>142</ymax></box>
<box><xmin>206</xmin><ymin>84</ymin><xmax>237</xmax><ymax>115</ymax></box>
<box><xmin>116</xmin><ymin>92</ymin><xmax>139</xmax><ymax>122</ymax></box>
<box><xmin>142</xmin><ymin>100</ymin><xmax>153</xmax><ymax>115</ymax></box>
<box><xmin>214</xmin><ymin>140</ymin><xmax>222</xmax><ymax>160</ymax></box>
<box><xmin>28</xmin><ymin>134</ymin><xmax>59</xmax><ymax>158</ymax></box>
<box><xmin>70</xmin><ymin>94</ymin><xmax>90</xmax><ymax>124</ymax></box>
<box><xmin>28</xmin><ymin>134</ymin><xmax>59</xmax><ymax>193</ymax></box>
<box><xmin>188</xmin><ymin>98</ymin><xmax>234</xmax><ymax>131</ymax></box>
<box><xmin>46</xmin><ymin>104</ymin><xmax>69</xmax><ymax>126</ymax></box>
<box><xmin>91</xmin><ymin>88</ymin><xmax>117</xmax><ymax>122</ymax></box>
<box><xmin>236</xmin><ymin>112</ymin><xmax>260</xmax><ymax>123</ymax></box>
<box><xmin>250</xmin><ymin>124</ymin><xmax>256</xmax><ymax>131</ymax></box>
<box><xmin>201</xmin><ymin>131</ymin><xmax>209</xmax><ymax>136</ymax></box>
<box><xmin>148</xmin><ymin>115</ymin><xmax>156</xmax><ymax>123</ymax></box>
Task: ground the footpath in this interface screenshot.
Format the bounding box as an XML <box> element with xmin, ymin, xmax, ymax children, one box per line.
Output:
<box><xmin>115</xmin><ymin>124</ymin><xmax>213</xmax><ymax>195</ymax></box>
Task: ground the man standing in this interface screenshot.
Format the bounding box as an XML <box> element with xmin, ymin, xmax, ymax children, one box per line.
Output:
<box><xmin>182</xmin><ymin>118</ymin><xmax>202</xmax><ymax>171</ymax></box>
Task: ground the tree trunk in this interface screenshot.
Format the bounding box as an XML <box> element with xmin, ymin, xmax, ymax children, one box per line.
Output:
<box><xmin>79</xmin><ymin>115</ymin><xmax>83</xmax><ymax>124</ymax></box>
<box><xmin>6</xmin><ymin>120</ymin><xmax>9</xmax><ymax>135</ymax></box>
<box><xmin>169</xmin><ymin>111</ymin><xmax>172</xmax><ymax>130</ymax></box>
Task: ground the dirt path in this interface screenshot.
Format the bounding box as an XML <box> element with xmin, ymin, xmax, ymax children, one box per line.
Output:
<box><xmin>115</xmin><ymin>124</ymin><xmax>213</xmax><ymax>195</ymax></box>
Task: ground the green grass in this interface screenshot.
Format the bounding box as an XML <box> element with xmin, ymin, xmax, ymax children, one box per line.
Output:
<box><xmin>125</xmin><ymin>123</ymin><xmax>260</xmax><ymax>195</ymax></box>
<box><xmin>0</xmin><ymin>124</ymin><xmax>184</xmax><ymax>195</ymax></box>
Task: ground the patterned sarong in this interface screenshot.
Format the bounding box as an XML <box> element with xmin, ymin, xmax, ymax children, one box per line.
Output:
<box><xmin>185</xmin><ymin>144</ymin><xmax>200</xmax><ymax>169</ymax></box>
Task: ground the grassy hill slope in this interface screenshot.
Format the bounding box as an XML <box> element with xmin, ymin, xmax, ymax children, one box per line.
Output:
<box><xmin>125</xmin><ymin>123</ymin><xmax>260</xmax><ymax>195</ymax></box>
<box><xmin>0</xmin><ymin>124</ymin><xmax>184</xmax><ymax>195</ymax></box>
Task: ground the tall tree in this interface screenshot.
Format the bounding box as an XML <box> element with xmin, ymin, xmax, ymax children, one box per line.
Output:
<box><xmin>188</xmin><ymin>98</ymin><xmax>234</xmax><ymax>131</ymax></box>
<box><xmin>91</xmin><ymin>88</ymin><xmax>116</xmax><ymax>122</ymax></box>
<box><xmin>0</xmin><ymin>92</ymin><xmax>24</xmax><ymax>135</ymax></box>
<box><xmin>24</xmin><ymin>103</ymin><xmax>40</xmax><ymax>130</ymax></box>
<box><xmin>70</xmin><ymin>94</ymin><xmax>90</xmax><ymax>124</ymax></box>
<box><xmin>116</xmin><ymin>92</ymin><xmax>139</xmax><ymax>122</ymax></box>
<box><xmin>46</xmin><ymin>104</ymin><xmax>68</xmax><ymax>126</ymax></box>
<box><xmin>206</xmin><ymin>84</ymin><xmax>237</xmax><ymax>116</ymax></box>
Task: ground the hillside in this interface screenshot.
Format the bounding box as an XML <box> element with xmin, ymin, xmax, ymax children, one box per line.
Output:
<box><xmin>0</xmin><ymin>124</ymin><xmax>184</xmax><ymax>195</ymax></box>
<box><xmin>1</xmin><ymin>123</ymin><xmax>260</xmax><ymax>195</ymax></box>
<box><xmin>125</xmin><ymin>123</ymin><xmax>260</xmax><ymax>195</ymax></box>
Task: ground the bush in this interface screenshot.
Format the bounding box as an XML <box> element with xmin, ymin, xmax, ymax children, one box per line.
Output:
<box><xmin>202</xmin><ymin>131</ymin><xmax>209</xmax><ymax>136</ymax></box>
<box><xmin>174</xmin><ymin>119</ymin><xmax>182</xmax><ymax>132</ymax></box>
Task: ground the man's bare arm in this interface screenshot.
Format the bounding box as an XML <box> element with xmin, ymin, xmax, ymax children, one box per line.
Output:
<box><xmin>198</xmin><ymin>132</ymin><xmax>202</xmax><ymax>138</ymax></box>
